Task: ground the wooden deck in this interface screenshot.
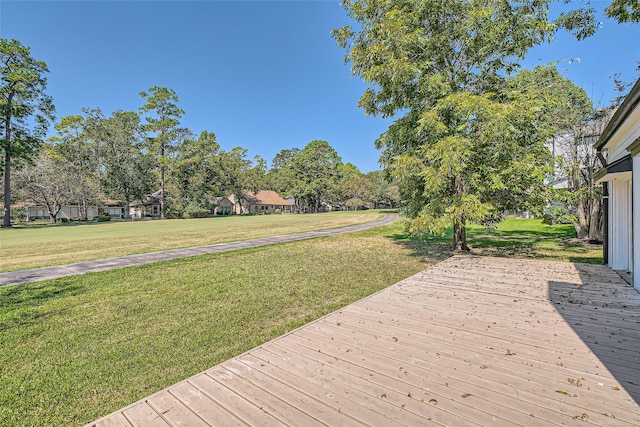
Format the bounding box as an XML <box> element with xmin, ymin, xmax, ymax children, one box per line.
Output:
<box><xmin>87</xmin><ymin>256</ymin><xmax>640</xmax><ymax>426</ymax></box>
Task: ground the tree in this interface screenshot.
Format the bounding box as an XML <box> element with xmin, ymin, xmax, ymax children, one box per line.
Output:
<box><xmin>14</xmin><ymin>146</ymin><xmax>72</xmax><ymax>223</ymax></box>
<box><xmin>49</xmin><ymin>114</ymin><xmax>99</xmax><ymax>219</ymax></box>
<box><xmin>333</xmin><ymin>1</ymin><xmax>597</xmax><ymax>250</ymax></box>
<box><xmin>0</xmin><ymin>38</ymin><xmax>55</xmax><ymax>227</ymax></box>
<box><xmin>365</xmin><ymin>170</ymin><xmax>400</xmax><ymax>209</ymax></box>
<box><xmin>139</xmin><ymin>86</ymin><xmax>184</xmax><ymax>219</ymax></box>
<box><xmin>172</xmin><ymin>130</ymin><xmax>222</xmax><ymax>218</ymax></box>
<box><xmin>339</xmin><ymin>163</ymin><xmax>373</xmax><ymax>210</ymax></box>
<box><xmin>510</xmin><ymin>65</ymin><xmax>597</xmax><ymax>240</ymax></box>
<box><xmin>265</xmin><ymin>148</ymin><xmax>301</xmax><ymax>207</ymax></box>
<box><xmin>343</xmin><ymin>175</ymin><xmax>373</xmax><ymax>210</ymax></box>
<box><xmin>605</xmin><ymin>0</ymin><xmax>640</xmax><ymax>23</ymax></box>
<box><xmin>95</xmin><ymin>110</ymin><xmax>154</xmax><ymax>219</ymax></box>
<box><xmin>292</xmin><ymin>140</ymin><xmax>342</xmax><ymax>212</ymax></box>
<box><xmin>218</xmin><ymin>147</ymin><xmax>254</xmax><ymax>213</ymax></box>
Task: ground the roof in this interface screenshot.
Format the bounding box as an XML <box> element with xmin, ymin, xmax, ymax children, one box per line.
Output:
<box><xmin>244</xmin><ymin>190</ymin><xmax>288</xmax><ymax>206</ymax></box>
<box><xmin>595</xmin><ymin>77</ymin><xmax>640</xmax><ymax>150</ymax></box>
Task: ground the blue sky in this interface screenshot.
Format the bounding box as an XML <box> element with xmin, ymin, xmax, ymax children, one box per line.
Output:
<box><xmin>1</xmin><ymin>1</ymin><xmax>638</xmax><ymax>173</ymax></box>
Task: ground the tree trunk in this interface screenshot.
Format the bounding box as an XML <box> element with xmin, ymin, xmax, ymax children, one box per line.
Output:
<box><xmin>588</xmin><ymin>197</ymin><xmax>603</xmax><ymax>242</ymax></box>
<box><xmin>2</xmin><ymin>96</ymin><xmax>12</xmax><ymax>228</ymax></box>
<box><xmin>452</xmin><ymin>215</ymin><xmax>470</xmax><ymax>252</ymax></box>
<box><xmin>2</xmin><ymin>150</ymin><xmax>11</xmax><ymax>228</ymax></box>
<box><xmin>160</xmin><ymin>165</ymin><xmax>165</xmax><ymax>219</ymax></box>
<box><xmin>573</xmin><ymin>197</ymin><xmax>589</xmax><ymax>239</ymax></box>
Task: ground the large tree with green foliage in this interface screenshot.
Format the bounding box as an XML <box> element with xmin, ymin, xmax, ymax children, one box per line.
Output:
<box><xmin>292</xmin><ymin>140</ymin><xmax>343</xmax><ymax>212</ymax></box>
<box><xmin>139</xmin><ymin>86</ymin><xmax>184</xmax><ymax>219</ymax></box>
<box><xmin>339</xmin><ymin>163</ymin><xmax>373</xmax><ymax>210</ymax></box>
<box><xmin>93</xmin><ymin>109</ymin><xmax>154</xmax><ymax>218</ymax></box>
<box><xmin>333</xmin><ymin>0</ymin><xmax>599</xmax><ymax>250</ymax></box>
<box><xmin>365</xmin><ymin>170</ymin><xmax>400</xmax><ymax>209</ymax></box>
<box><xmin>511</xmin><ymin>65</ymin><xmax>597</xmax><ymax>239</ymax></box>
<box><xmin>0</xmin><ymin>38</ymin><xmax>54</xmax><ymax>227</ymax></box>
<box><xmin>265</xmin><ymin>148</ymin><xmax>301</xmax><ymax>206</ymax></box>
<box><xmin>171</xmin><ymin>130</ymin><xmax>223</xmax><ymax>218</ymax></box>
<box><xmin>218</xmin><ymin>147</ymin><xmax>264</xmax><ymax>213</ymax></box>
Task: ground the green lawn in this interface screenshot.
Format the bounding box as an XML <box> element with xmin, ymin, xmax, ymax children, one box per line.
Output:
<box><xmin>467</xmin><ymin>218</ymin><xmax>603</xmax><ymax>264</ymax></box>
<box><xmin>0</xmin><ymin>217</ymin><xmax>602</xmax><ymax>426</ymax></box>
<box><xmin>0</xmin><ymin>211</ymin><xmax>382</xmax><ymax>272</ymax></box>
<box><xmin>388</xmin><ymin>217</ymin><xmax>601</xmax><ymax>264</ymax></box>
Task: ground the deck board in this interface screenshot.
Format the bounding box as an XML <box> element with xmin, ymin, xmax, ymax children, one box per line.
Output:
<box><xmin>87</xmin><ymin>255</ymin><xmax>640</xmax><ymax>426</ymax></box>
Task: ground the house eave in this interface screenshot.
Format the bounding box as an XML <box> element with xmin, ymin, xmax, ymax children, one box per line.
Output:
<box><xmin>595</xmin><ymin>154</ymin><xmax>633</xmax><ymax>184</ymax></box>
<box><xmin>627</xmin><ymin>136</ymin><xmax>640</xmax><ymax>157</ymax></box>
<box><xmin>595</xmin><ymin>78</ymin><xmax>640</xmax><ymax>151</ymax></box>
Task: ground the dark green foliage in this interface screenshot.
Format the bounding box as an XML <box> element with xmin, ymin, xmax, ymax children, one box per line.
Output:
<box><xmin>1</xmin><ymin>38</ymin><xmax>55</xmax><ymax>227</ymax></box>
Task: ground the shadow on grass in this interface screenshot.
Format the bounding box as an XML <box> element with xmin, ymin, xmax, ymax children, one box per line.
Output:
<box><xmin>385</xmin><ymin>219</ymin><xmax>603</xmax><ymax>265</ymax></box>
<box><xmin>387</xmin><ymin>232</ymin><xmax>453</xmax><ymax>262</ymax></box>
<box><xmin>0</xmin><ymin>279</ymin><xmax>85</xmax><ymax>330</ymax></box>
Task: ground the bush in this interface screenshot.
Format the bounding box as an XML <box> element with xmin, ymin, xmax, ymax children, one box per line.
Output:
<box><xmin>182</xmin><ymin>202</ymin><xmax>210</xmax><ymax>219</ymax></box>
<box><xmin>273</xmin><ymin>209</ymin><xmax>282</xmax><ymax>214</ymax></box>
<box><xmin>60</xmin><ymin>218</ymin><xmax>69</xmax><ymax>223</ymax></box>
<box><xmin>11</xmin><ymin>207</ymin><xmax>27</xmax><ymax>222</ymax></box>
<box><xmin>96</xmin><ymin>214</ymin><xmax>111</xmax><ymax>222</ymax></box>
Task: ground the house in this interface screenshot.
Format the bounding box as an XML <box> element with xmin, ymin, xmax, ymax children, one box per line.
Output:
<box><xmin>100</xmin><ymin>200</ymin><xmax>125</xmax><ymax>219</ymax></box>
<box><xmin>27</xmin><ymin>203</ymin><xmax>98</xmax><ymax>222</ymax></box>
<box><xmin>547</xmin><ymin>108</ymin><xmax>614</xmax><ymax>189</ymax></box>
<box><xmin>212</xmin><ymin>196</ymin><xmax>233</xmax><ymax>215</ymax></box>
<box><xmin>594</xmin><ymin>77</ymin><xmax>640</xmax><ymax>290</ymax></box>
<box><xmin>229</xmin><ymin>190</ymin><xmax>291</xmax><ymax>214</ymax></box>
<box><xmin>130</xmin><ymin>190</ymin><xmax>163</xmax><ymax>218</ymax></box>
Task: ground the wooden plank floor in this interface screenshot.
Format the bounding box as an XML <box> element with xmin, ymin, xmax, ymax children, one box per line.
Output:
<box><xmin>87</xmin><ymin>256</ymin><xmax>640</xmax><ymax>426</ymax></box>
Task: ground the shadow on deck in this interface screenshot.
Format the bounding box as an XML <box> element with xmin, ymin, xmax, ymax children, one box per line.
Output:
<box><xmin>549</xmin><ymin>264</ymin><xmax>640</xmax><ymax>405</ymax></box>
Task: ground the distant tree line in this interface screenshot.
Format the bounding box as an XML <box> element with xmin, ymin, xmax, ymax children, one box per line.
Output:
<box><xmin>3</xmin><ymin>0</ymin><xmax>638</xmax><ymax>234</ymax></box>
<box><xmin>0</xmin><ymin>43</ymin><xmax>399</xmax><ymax>224</ymax></box>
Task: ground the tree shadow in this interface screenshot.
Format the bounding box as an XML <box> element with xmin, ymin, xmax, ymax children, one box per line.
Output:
<box><xmin>0</xmin><ymin>279</ymin><xmax>85</xmax><ymax>330</ymax></box>
<box><xmin>386</xmin><ymin>232</ymin><xmax>453</xmax><ymax>262</ymax></box>
<box><xmin>548</xmin><ymin>265</ymin><xmax>640</xmax><ymax>405</ymax></box>
<box><xmin>385</xmin><ymin>225</ymin><xmax>603</xmax><ymax>265</ymax></box>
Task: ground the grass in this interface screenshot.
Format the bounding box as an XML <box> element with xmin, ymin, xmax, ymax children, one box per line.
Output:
<box><xmin>0</xmin><ymin>211</ymin><xmax>382</xmax><ymax>272</ymax></box>
<box><xmin>467</xmin><ymin>218</ymin><xmax>603</xmax><ymax>264</ymax></box>
<box><xmin>0</xmin><ymin>216</ymin><xmax>602</xmax><ymax>426</ymax></box>
<box><xmin>391</xmin><ymin>217</ymin><xmax>602</xmax><ymax>265</ymax></box>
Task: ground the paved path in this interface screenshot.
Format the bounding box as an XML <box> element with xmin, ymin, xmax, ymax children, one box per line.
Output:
<box><xmin>0</xmin><ymin>213</ymin><xmax>398</xmax><ymax>287</ymax></box>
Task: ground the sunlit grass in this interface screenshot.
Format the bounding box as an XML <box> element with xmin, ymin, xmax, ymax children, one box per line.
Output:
<box><xmin>0</xmin><ymin>211</ymin><xmax>381</xmax><ymax>272</ymax></box>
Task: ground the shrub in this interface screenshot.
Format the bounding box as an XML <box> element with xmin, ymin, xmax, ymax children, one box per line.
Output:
<box><xmin>273</xmin><ymin>209</ymin><xmax>282</xmax><ymax>214</ymax></box>
<box><xmin>182</xmin><ymin>202</ymin><xmax>210</xmax><ymax>219</ymax></box>
<box><xmin>96</xmin><ymin>214</ymin><xmax>111</xmax><ymax>222</ymax></box>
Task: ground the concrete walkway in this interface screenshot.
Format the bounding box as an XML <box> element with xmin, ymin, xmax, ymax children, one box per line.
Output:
<box><xmin>0</xmin><ymin>213</ymin><xmax>398</xmax><ymax>287</ymax></box>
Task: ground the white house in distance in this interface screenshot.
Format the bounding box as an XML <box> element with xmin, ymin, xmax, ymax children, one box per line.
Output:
<box><xmin>594</xmin><ymin>77</ymin><xmax>640</xmax><ymax>291</ymax></box>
